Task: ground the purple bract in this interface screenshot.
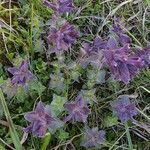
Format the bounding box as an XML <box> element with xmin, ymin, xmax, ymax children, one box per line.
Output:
<box><xmin>102</xmin><ymin>17</ymin><xmax>150</xmax><ymax>84</ymax></box>
<box><xmin>43</xmin><ymin>0</ymin><xmax>75</xmax><ymax>13</ymax></box>
<box><xmin>64</xmin><ymin>96</ymin><xmax>90</xmax><ymax>123</ymax></box>
<box><xmin>104</xmin><ymin>43</ymin><xmax>142</xmax><ymax>84</ymax></box>
<box><xmin>111</xmin><ymin>95</ymin><xmax>138</xmax><ymax>122</ymax></box>
<box><xmin>105</xmin><ymin>19</ymin><xmax>150</xmax><ymax>83</ymax></box>
<box><xmin>81</xmin><ymin>37</ymin><xmax>106</xmax><ymax>55</ymax></box>
<box><xmin>7</xmin><ymin>60</ymin><xmax>34</xmax><ymax>86</ymax></box>
<box><xmin>48</xmin><ymin>22</ymin><xmax>79</xmax><ymax>53</ymax></box>
<box><xmin>81</xmin><ymin>127</ymin><xmax>105</xmax><ymax>148</ymax></box>
<box><xmin>80</xmin><ymin>37</ymin><xmax>106</xmax><ymax>68</ymax></box>
<box><xmin>136</xmin><ymin>47</ymin><xmax>150</xmax><ymax>67</ymax></box>
<box><xmin>24</xmin><ymin>101</ymin><xmax>57</xmax><ymax>137</ymax></box>
<box><xmin>111</xmin><ymin>18</ymin><xmax>131</xmax><ymax>46</ymax></box>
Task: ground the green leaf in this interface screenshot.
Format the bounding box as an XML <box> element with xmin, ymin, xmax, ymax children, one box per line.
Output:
<box><xmin>40</xmin><ymin>133</ymin><xmax>51</xmax><ymax>150</ymax></box>
<box><xmin>80</xmin><ymin>89</ymin><xmax>97</xmax><ymax>104</ymax></box>
<box><xmin>30</xmin><ymin>81</ymin><xmax>46</xmax><ymax>96</ymax></box>
<box><xmin>49</xmin><ymin>73</ymin><xmax>65</xmax><ymax>94</ymax></box>
<box><xmin>104</xmin><ymin>115</ymin><xmax>118</xmax><ymax>127</ymax></box>
<box><xmin>50</xmin><ymin>94</ymin><xmax>67</xmax><ymax>116</ymax></box>
<box><xmin>145</xmin><ymin>0</ymin><xmax>150</xmax><ymax>8</ymax></box>
<box><xmin>96</xmin><ymin>70</ymin><xmax>106</xmax><ymax>84</ymax></box>
<box><xmin>0</xmin><ymin>145</ymin><xmax>6</xmax><ymax>150</ymax></box>
<box><xmin>16</xmin><ymin>86</ymin><xmax>28</xmax><ymax>102</ymax></box>
<box><xmin>58</xmin><ymin>129</ymin><xmax>69</xmax><ymax>141</ymax></box>
<box><xmin>0</xmin><ymin>77</ymin><xmax>5</xmax><ymax>86</ymax></box>
<box><xmin>2</xmin><ymin>79</ymin><xmax>17</xmax><ymax>99</ymax></box>
<box><xmin>6</xmin><ymin>53</ymin><xmax>15</xmax><ymax>60</ymax></box>
<box><xmin>48</xmin><ymin>119</ymin><xmax>64</xmax><ymax>134</ymax></box>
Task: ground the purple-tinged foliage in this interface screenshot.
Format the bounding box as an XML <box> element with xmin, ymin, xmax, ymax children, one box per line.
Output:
<box><xmin>43</xmin><ymin>0</ymin><xmax>75</xmax><ymax>13</ymax></box>
<box><xmin>79</xmin><ymin>20</ymin><xmax>149</xmax><ymax>83</ymax></box>
<box><xmin>7</xmin><ymin>60</ymin><xmax>34</xmax><ymax>86</ymax></box>
<box><xmin>24</xmin><ymin>101</ymin><xmax>56</xmax><ymax>137</ymax></box>
<box><xmin>81</xmin><ymin>127</ymin><xmax>105</xmax><ymax>148</ymax></box>
<box><xmin>80</xmin><ymin>37</ymin><xmax>106</xmax><ymax>68</ymax></box>
<box><xmin>93</xmin><ymin>37</ymin><xmax>107</xmax><ymax>50</ymax></box>
<box><xmin>136</xmin><ymin>48</ymin><xmax>150</xmax><ymax>67</ymax></box>
<box><xmin>48</xmin><ymin>23</ymin><xmax>79</xmax><ymax>52</ymax></box>
<box><xmin>104</xmin><ymin>20</ymin><xmax>150</xmax><ymax>83</ymax></box>
<box><xmin>106</xmin><ymin>36</ymin><xmax>118</xmax><ymax>49</ymax></box>
<box><xmin>64</xmin><ymin>96</ymin><xmax>90</xmax><ymax>123</ymax></box>
<box><xmin>81</xmin><ymin>37</ymin><xmax>106</xmax><ymax>56</ymax></box>
<box><xmin>58</xmin><ymin>0</ymin><xmax>75</xmax><ymax>13</ymax></box>
<box><xmin>111</xmin><ymin>18</ymin><xmax>131</xmax><ymax>45</ymax></box>
<box><xmin>111</xmin><ymin>95</ymin><xmax>138</xmax><ymax>122</ymax></box>
<box><xmin>104</xmin><ymin>43</ymin><xmax>143</xmax><ymax>84</ymax></box>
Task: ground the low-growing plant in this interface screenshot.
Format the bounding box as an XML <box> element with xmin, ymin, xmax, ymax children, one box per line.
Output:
<box><xmin>0</xmin><ymin>0</ymin><xmax>150</xmax><ymax>150</ymax></box>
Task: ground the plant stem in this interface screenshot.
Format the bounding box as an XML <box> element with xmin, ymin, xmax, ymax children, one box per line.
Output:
<box><xmin>0</xmin><ymin>89</ymin><xmax>22</xmax><ymax>150</ymax></box>
<box><xmin>125</xmin><ymin>122</ymin><xmax>133</xmax><ymax>150</ymax></box>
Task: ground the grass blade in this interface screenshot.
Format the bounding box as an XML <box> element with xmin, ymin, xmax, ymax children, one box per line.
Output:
<box><xmin>125</xmin><ymin>122</ymin><xmax>133</xmax><ymax>150</ymax></box>
<box><xmin>110</xmin><ymin>0</ymin><xmax>133</xmax><ymax>16</ymax></box>
<box><xmin>0</xmin><ymin>89</ymin><xmax>23</xmax><ymax>150</ymax></box>
<box><xmin>137</xmin><ymin>108</ymin><xmax>150</xmax><ymax>122</ymax></box>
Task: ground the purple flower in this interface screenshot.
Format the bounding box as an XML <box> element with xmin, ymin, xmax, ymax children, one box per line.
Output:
<box><xmin>7</xmin><ymin>60</ymin><xmax>34</xmax><ymax>86</ymax></box>
<box><xmin>111</xmin><ymin>18</ymin><xmax>131</xmax><ymax>46</ymax></box>
<box><xmin>24</xmin><ymin>101</ymin><xmax>56</xmax><ymax>137</ymax></box>
<box><xmin>64</xmin><ymin>96</ymin><xmax>90</xmax><ymax>123</ymax></box>
<box><xmin>81</xmin><ymin>127</ymin><xmax>105</xmax><ymax>148</ymax></box>
<box><xmin>104</xmin><ymin>28</ymin><xmax>150</xmax><ymax>84</ymax></box>
<box><xmin>48</xmin><ymin>23</ymin><xmax>79</xmax><ymax>53</ymax></box>
<box><xmin>43</xmin><ymin>0</ymin><xmax>75</xmax><ymax>13</ymax></box>
<box><xmin>104</xmin><ymin>43</ymin><xmax>142</xmax><ymax>84</ymax></box>
<box><xmin>111</xmin><ymin>95</ymin><xmax>138</xmax><ymax>122</ymax></box>
<box><xmin>81</xmin><ymin>37</ymin><xmax>106</xmax><ymax>56</ymax></box>
<box><xmin>79</xmin><ymin>37</ymin><xmax>106</xmax><ymax>68</ymax></box>
<box><xmin>136</xmin><ymin>48</ymin><xmax>150</xmax><ymax>67</ymax></box>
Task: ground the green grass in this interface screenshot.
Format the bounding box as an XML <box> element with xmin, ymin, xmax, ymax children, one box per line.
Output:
<box><xmin>0</xmin><ymin>89</ymin><xmax>22</xmax><ymax>150</ymax></box>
